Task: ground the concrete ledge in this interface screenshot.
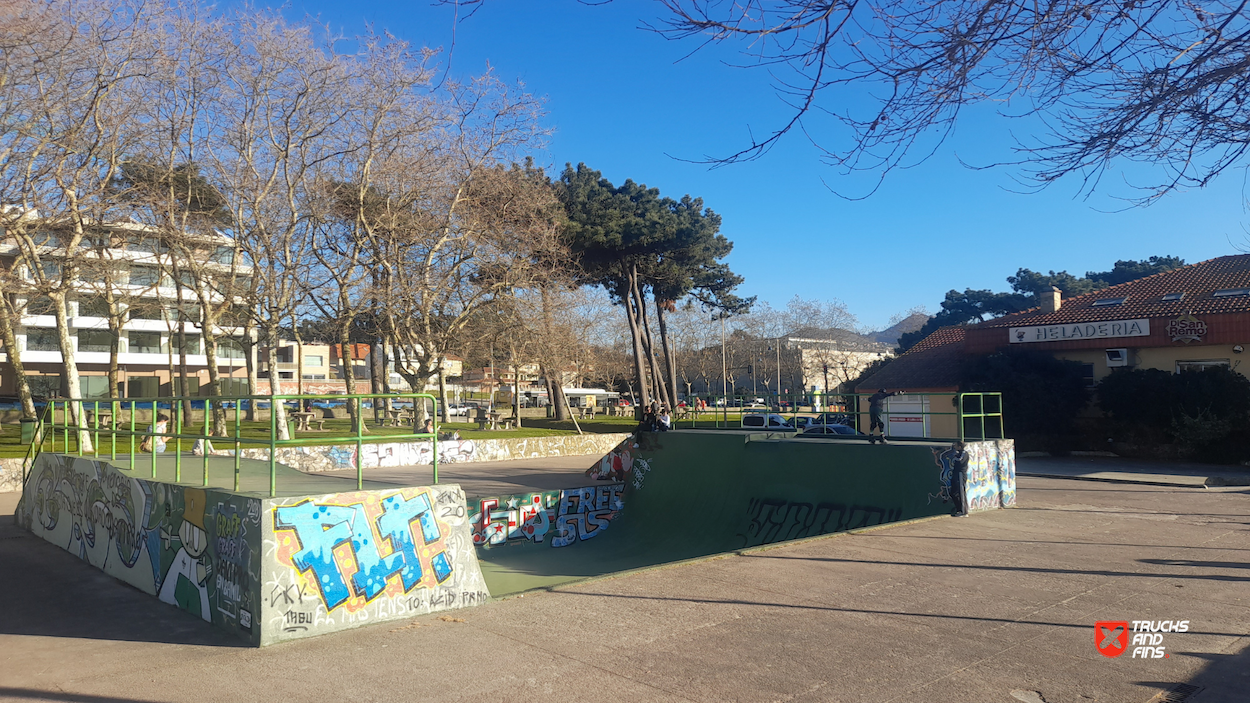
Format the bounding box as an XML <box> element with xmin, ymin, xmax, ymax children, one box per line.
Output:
<box><xmin>234</xmin><ymin>432</ymin><xmax>633</xmax><ymax>475</ymax></box>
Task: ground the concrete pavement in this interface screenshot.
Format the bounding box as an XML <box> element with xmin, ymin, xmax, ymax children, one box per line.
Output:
<box><xmin>2</xmin><ymin>472</ymin><xmax>1248</xmax><ymax>702</ymax></box>
<box><xmin>1018</xmin><ymin>455</ymin><xmax>1250</xmax><ymax>487</ymax></box>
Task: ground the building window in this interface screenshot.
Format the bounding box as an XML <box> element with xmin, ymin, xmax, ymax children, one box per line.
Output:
<box><xmin>301</xmin><ymin>374</ymin><xmax>327</xmax><ymax>380</ymax></box>
<box><xmin>128</xmin><ymin>331</ymin><xmax>161</xmax><ymax>354</ymax></box>
<box><xmin>218</xmin><ymin>338</ymin><xmax>246</xmax><ymax>359</ymax></box>
<box><xmin>1091</xmin><ymin>297</ymin><xmax>1127</xmax><ymax>307</ymax></box>
<box><xmin>26</xmin><ymin>329</ymin><xmax>60</xmax><ymax>351</ymax></box>
<box><xmin>279</xmin><ymin>371</ymin><xmax>294</xmax><ymax>379</ymax></box>
<box><xmin>127</xmin><ymin>302</ymin><xmax>166</xmax><ymax>320</ymax></box>
<box><xmin>78</xmin><ymin>329</ymin><xmax>116</xmax><ymax>353</ymax></box>
<box><xmin>210</xmin><ymin>246</ymin><xmax>235</xmax><ymax>265</ymax></box>
<box><xmin>1081</xmin><ymin>363</ymin><xmax>1095</xmax><ymax>389</ymax></box>
<box><xmin>1213</xmin><ymin>288</ymin><xmax>1250</xmax><ymax>298</ymax></box>
<box><xmin>304</xmin><ymin>354</ymin><xmax>324</xmax><ymax>367</ymax></box>
<box><xmin>171</xmin><ymin>336</ymin><xmax>201</xmax><ymax>355</ymax></box>
<box><xmin>129</xmin><ymin>264</ymin><xmax>161</xmax><ymax>287</ymax></box>
<box><xmin>1176</xmin><ymin>359</ymin><xmax>1230</xmax><ymax>373</ymax></box>
<box><xmin>27</xmin><ymin>376</ymin><xmax>62</xmax><ymax>398</ymax></box>
<box><xmin>25</xmin><ymin>296</ymin><xmax>57</xmax><ymax>316</ymax></box>
<box><xmin>1162</xmin><ymin>292</ymin><xmax>1185</xmax><ymax>301</ymax></box>
<box><xmin>127</xmin><ymin>235</ymin><xmax>167</xmax><ymax>253</ymax></box>
<box><xmin>173</xmin><ymin>304</ymin><xmax>202</xmax><ymax>322</ymax></box>
<box><xmin>77</xmin><ymin>297</ymin><xmax>111</xmax><ymax>318</ymax></box>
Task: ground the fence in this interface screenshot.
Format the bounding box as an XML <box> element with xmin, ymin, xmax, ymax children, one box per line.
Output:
<box><xmin>668</xmin><ymin>391</ymin><xmax>1003</xmax><ymax>441</ymax></box>
<box><xmin>21</xmin><ymin>392</ymin><xmax>440</xmax><ymax>497</ymax></box>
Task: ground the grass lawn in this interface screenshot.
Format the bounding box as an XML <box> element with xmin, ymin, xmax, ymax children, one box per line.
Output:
<box><xmin>0</xmin><ymin>414</ymin><xmax>642</xmax><ymax>459</ymax></box>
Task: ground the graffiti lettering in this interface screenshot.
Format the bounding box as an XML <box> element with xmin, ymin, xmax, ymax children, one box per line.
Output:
<box><xmin>735</xmin><ymin>499</ymin><xmax>903</xmax><ymax>549</ymax></box>
<box><xmin>470</xmin><ymin>484</ymin><xmax>625</xmax><ymax>548</ymax></box>
<box><xmin>273</xmin><ymin>491</ymin><xmax>453</xmax><ymax>611</ymax></box>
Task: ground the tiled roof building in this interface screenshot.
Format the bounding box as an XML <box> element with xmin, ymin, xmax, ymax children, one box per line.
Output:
<box><xmin>855</xmin><ymin>255</ymin><xmax>1250</xmax><ymax>438</ymax></box>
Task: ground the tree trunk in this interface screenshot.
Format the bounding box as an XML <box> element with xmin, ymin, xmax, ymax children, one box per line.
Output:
<box><xmin>438</xmin><ymin>366</ymin><xmax>450</xmax><ymax>423</ymax></box>
<box><xmin>0</xmin><ymin>296</ymin><xmax>36</xmax><ymax>418</ymax></box>
<box><xmin>107</xmin><ymin>310</ymin><xmax>121</xmax><ymax>420</ymax></box>
<box><xmin>510</xmin><ymin>349</ymin><xmax>521</xmax><ymax>429</ymax></box>
<box><xmin>380</xmin><ymin>340</ymin><xmax>393</xmax><ymax>417</ymax></box>
<box><xmin>267</xmin><ymin>326</ymin><xmax>290</xmax><ymax>440</ymax></box>
<box><xmin>622</xmin><ymin>266</ymin><xmax>651</xmax><ymax>411</ymax></box>
<box><xmin>370</xmin><ymin>341</ymin><xmax>382</xmax><ymax>423</ymax></box>
<box><xmin>52</xmin><ymin>293</ymin><xmax>92</xmax><ymax>452</ymax></box>
<box><xmin>553</xmin><ymin>384</ymin><xmax>572</xmax><ymax>428</ymax></box>
<box><xmin>242</xmin><ymin>319</ymin><xmax>258</xmax><ymax>421</ymax></box>
<box><xmin>339</xmin><ymin>329</ymin><xmax>364</xmax><ymax>434</ymax></box>
<box><xmin>634</xmin><ymin>276</ymin><xmax>669</xmax><ymax>410</ymax></box>
<box><xmin>177</xmin><ymin>321</ymin><xmax>192</xmax><ymax>427</ymax></box>
<box><xmin>655</xmin><ymin>297</ymin><xmax>679</xmax><ymax>410</ymax></box>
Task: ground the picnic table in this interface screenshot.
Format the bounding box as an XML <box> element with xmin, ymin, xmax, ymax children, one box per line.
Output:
<box><xmin>474</xmin><ymin>409</ymin><xmax>512</xmax><ymax>430</ymax></box>
<box><xmin>578</xmin><ymin>407</ymin><xmax>595</xmax><ymax>420</ymax></box>
<box><xmin>88</xmin><ymin>410</ymin><xmax>113</xmax><ymax>427</ymax></box>
<box><xmin>290</xmin><ymin>411</ymin><xmax>318</xmax><ymax>432</ymax></box>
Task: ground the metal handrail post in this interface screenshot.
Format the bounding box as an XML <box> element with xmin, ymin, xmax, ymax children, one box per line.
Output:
<box><xmin>431</xmin><ymin>395</ymin><xmax>439</xmax><ymax>485</ymax></box>
<box><xmin>269</xmin><ymin>398</ymin><xmax>277</xmax><ymax>498</ymax></box>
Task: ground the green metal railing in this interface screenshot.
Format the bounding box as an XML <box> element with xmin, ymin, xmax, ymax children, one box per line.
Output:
<box><xmin>659</xmin><ymin>391</ymin><xmax>1004</xmax><ymax>441</ymax></box>
<box><xmin>22</xmin><ymin>392</ymin><xmax>440</xmax><ymax>497</ymax></box>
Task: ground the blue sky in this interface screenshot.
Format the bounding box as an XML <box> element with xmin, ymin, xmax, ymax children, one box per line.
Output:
<box><xmin>274</xmin><ymin>0</ymin><xmax>1250</xmax><ymax>330</ymax></box>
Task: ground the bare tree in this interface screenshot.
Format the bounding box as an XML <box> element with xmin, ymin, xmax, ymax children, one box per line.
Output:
<box><xmin>653</xmin><ymin>1</ymin><xmax>1250</xmax><ymax>200</ymax></box>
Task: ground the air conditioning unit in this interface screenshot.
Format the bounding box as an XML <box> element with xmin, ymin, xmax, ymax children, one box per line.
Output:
<box><xmin>1106</xmin><ymin>348</ymin><xmax>1130</xmax><ymax>368</ymax></box>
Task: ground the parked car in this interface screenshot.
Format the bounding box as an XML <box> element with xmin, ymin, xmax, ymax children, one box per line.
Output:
<box><xmin>617</xmin><ymin>399</ymin><xmax>632</xmax><ymax>407</ymax></box>
<box><xmin>741</xmin><ymin>413</ymin><xmax>795</xmax><ymax>430</ymax></box>
<box><xmin>808</xmin><ymin>412</ymin><xmax>853</xmax><ymax>427</ymax></box>
<box><xmin>790</xmin><ymin>416</ymin><xmax>817</xmax><ymax>430</ymax></box>
<box><xmin>446</xmin><ymin>403</ymin><xmax>471</xmax><ymax>417</ymax></box>
<box><xmin>795</xmin><ymin>424</ymin><xmax>860</xmax><ymax>437</ymax></box>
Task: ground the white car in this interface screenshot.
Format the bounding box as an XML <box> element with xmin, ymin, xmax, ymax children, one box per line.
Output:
<box><xmin>741</xmin><ymin>413</ymin><xmax>795</xmax><ymax>430</ymax></box>
<box><xmin>446</xmin><ymin>403</ymin><xmax>471</xmax><ymax>417</ymax></box>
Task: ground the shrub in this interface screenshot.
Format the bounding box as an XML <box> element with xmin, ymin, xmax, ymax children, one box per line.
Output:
<box><xmin>1097</xmin><ymin>366</ymin><xmax>1250</xmax><ymax>457</ymax></box>
<box><xmin>960</xmin><ymin>350</ymin><xmax>1090</xmax><ymax>442</ymax></box>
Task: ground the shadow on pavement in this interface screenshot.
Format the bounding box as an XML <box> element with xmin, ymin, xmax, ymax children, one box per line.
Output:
<box><xmin>1138</xmin><ymin>636</ymin><xmax>1250</xmax><ymax>703</ymax></box>
<box><xmin>0</xmin><ymin>689</ymin><xmax>169</xmax><ymax>703</ymax></box>
<box><xmin>0</xmin><ymin>511</ymin><xmax>243</xmax><ymax>648</ymax></box>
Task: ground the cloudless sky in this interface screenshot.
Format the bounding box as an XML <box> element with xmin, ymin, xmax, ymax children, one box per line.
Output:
<box><xmin>266</xmin><ymin>0</ymin><xmax>1250</xmax><ymax>330</ymax></box>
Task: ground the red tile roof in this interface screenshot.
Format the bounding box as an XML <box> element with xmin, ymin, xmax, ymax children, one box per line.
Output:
<box><xmin>977</xmin><ymin>254</ymin><xmax>1250</xmax><ymax>328</ymax></box>
<box><xmin>856</xmin><ymin>326</ymin><xmax>966</xmax><ymax>391</ymax></box>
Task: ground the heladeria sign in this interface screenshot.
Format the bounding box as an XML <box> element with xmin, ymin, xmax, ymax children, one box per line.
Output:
<box><xmin>1010</xmin><ymin>319</ymin><xmax>1150</xmax><ymax>344</ymax></box>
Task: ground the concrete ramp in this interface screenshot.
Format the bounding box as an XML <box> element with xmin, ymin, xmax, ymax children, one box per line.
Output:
<box><xmin>472</xmin><ymin>431</ymin><xmax>1016</xmax><ymax>596</ymax></box>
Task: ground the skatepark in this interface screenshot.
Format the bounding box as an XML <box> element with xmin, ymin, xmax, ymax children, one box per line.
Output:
<box><xmin>10</xmin><ymin>395</ymin><xmax>1016</xmax><ymax>645</ymax></box>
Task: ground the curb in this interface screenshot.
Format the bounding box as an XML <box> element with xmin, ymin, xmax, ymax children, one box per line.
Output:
<box><xmin>1018</xmin><ymin>471</ymin><xmax>1209</xmax><ymax>488</ymax></box>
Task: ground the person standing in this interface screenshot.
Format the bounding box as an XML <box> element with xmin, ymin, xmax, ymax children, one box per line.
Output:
<box><xmin>950</xmin><ymin>442</ymin><xmax>970</xmax><ymax>517</ymax></box>
<box><xmin>867</xmin><ymin>388</ymin><xmax>901</xmax><ymax>444</ymax></box>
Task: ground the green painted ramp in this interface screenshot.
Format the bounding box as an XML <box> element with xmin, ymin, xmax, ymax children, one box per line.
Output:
<box><xmin>473</xmin><ymin>432</ymin><xmax>1016</xmax><ymax>596</ymax></box>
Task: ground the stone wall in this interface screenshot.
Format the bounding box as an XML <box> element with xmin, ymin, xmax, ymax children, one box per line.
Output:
<box><xmin>0</xmin><ymin>458</ymin><xmax>22</xmax><ymax>494</ymax></box>
<box><xmin>233</xmin><ymin>432</ymin><xmax>632</xmax><ymax>474</ymax></box>
<box><xmin>0</xmin><ymin>433</ymin><xmax>633</xmax><ymax>492</ymax></box>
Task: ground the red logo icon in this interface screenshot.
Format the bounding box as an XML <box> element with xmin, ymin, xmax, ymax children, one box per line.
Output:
<box><xmin>1096</xmin><ymin>621</ymin><xmax>1129</xmax><ymax>657</ymax></box>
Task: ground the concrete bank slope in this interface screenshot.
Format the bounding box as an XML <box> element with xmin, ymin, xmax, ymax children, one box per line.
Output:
<box><xmin>14</xmin><ymin>452</ymin><xmax>487</xmax><ymax>646</ymax></box>
<box><xmin>472</xmin><ymin>432</ymin><xmax>1015</xmax><ymax>596</ymax></box>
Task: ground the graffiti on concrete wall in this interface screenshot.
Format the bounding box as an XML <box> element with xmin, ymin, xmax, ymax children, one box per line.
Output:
<box><xmin>735</xmin><ymin>498</ymin><xmax>904</xmax><ymax>549</ymax></box>
<box><xmin>929</xmin><ymin>445</ymin><xmax>958</xmax><ymax>507</ymax></box>
<box><xmin>928</xmin><ymin>440</ymin><xmax>1016</xmax><ymax>513</ymax></box>
<box><xmin>265</xmin><ymin>484</ymin><xmax>488</xmax><ymax>643</ymax></box>
<box><xmin>469</xmin><ymin>483</ymin><xmax>625</xmax><ymax>548</ymax></box>
<box><xmin>586</xmin><ymin>442</ymin><xmax>633</xmax><ymax>481</ymax></box>
<box><xmin>965</xmin><ymin>440</ymin><xmax>1016</xmax><ymax>511</ymax></box>
<box><xmin>17</xmin><ymin>454</ymin><xmax>262</xmax><ymax>641</ymax></box>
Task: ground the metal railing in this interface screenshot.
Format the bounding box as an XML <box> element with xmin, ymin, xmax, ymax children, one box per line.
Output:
<box><xmin>22</xmin><ymin>392</ymin><xmax>440</xmax><ymax>497</ymax></box>
<box><xmin>658</xmin><ymin>391</ymin><xmax>1004</xmax><ymax>442</ymax></box>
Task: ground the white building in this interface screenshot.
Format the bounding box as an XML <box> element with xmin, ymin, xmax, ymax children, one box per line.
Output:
<box><xmin>0</xmin><ymin>218</ymin><xmax>252</xmax><ymax>399</ymax></box>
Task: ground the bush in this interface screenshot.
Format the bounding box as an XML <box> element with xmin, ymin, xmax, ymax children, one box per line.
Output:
<box><xmin>1097</xmin><ymin>366</ymin><xmax>1250</xmax><ymax>460</ymax></box>
<box><xmin>960</xmin><ymin>350</ymin><xmax>1090</xmax><ymax>443</ymax></box>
